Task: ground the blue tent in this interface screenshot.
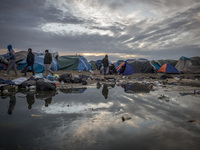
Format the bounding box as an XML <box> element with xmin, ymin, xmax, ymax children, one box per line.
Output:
<box><xmin>17</xmin><ymin>55</ymin><xmax>60</xmax><ymax>73</ymax></box>
<box><xmin>116</xmin><ymin>61</ymin><xmax>134</xmax><ymax>75</ymax></box>
<box><xmin>122</xmin><ymin>62</ymin><xmax>134</xmax><ymax>75</ymax></box>
<box><xmin>96</xmin><ymin>60</ymin><xmax>103</xmax><ymax>70</ymax></box>
<box><xmin>78</xmin><ymin>56</ymin><xmax>92</xmax><ymax>71</ymax></box>
<box><xmin>158</xmin><ymin>63</ymin><xmax>179</xmax><ymax>73</ymax></box>
<box><xmin>113</xmin><ymin>60</ymin><xmax>125</xmax><ymax>68</ymax></box>
<box><xmin>152</xmin><ymin>64</ymin><xmax>161</xmax><ymax>71</ymax></box>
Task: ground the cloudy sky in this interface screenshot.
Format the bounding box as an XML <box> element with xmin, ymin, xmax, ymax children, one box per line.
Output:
<box><xmin>0</xmin><ymin>0</ymin><xmax>200</xmax><ymax>61</ymax></box>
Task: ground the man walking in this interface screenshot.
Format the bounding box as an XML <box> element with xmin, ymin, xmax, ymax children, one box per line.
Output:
<box><xmin>4</xmin><ymin>45</ymin><xmax>18</xmax><ymax>76</ymax></box>
<box><xmin>44</xmin><ymin>50</ymin><xmax>53</xmax><ymax>77</ymax></box>
<box><xmin>24</xmin><ymin>48</ymin><xmax>35</xmax><ymax>76</ymax></box>
<box><xmin>102</xmin><ymin>55</ymin><xmax>109</xmax><ymax>75</ymax></box>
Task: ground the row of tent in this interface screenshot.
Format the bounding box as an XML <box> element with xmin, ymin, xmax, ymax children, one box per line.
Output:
<box><xmin>0</xmin><ymin>51</ymin><xmax>200</xmax><ymax>74</ymax></box>
<box><xmin>89</xmin><ymin>56</ymin><xmax>200</xmax><ymax>74</ymax></box>
<box><xmin>0</xmin><ymin>51</ymin><xmax>92</xmax><ymax>73</ymax></box>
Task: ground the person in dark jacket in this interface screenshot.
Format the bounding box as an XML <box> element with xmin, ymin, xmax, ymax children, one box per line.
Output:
<box><xmin>24</xmin><ymin>48</ymin><xmax>35</xmax><ymax>76</ymax></box>
<box><xmin>44</xmin><ymin>50</ymin><xmax>53</xmax><ymax>77</ymax></box>
<box><xmin>102</xmin><ymin>55</ymin><xmax>109</xmax><ymax>75</ymax></box>
<box><xmin>102</xmin><ymin>84</ymin><xmax>109</xmax><ymax>99</ymax></box>
<box><xmin>4</xmin><ymin>45</ymin><xmax>18</xmax><ymax>76</ymax></box>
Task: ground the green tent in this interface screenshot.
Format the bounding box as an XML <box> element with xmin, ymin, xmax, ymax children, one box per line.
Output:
<box><xmin>58</xmin><ymin>55</ymin><xmax>92</xmax><ymax>71</ymax></box>
<box><xmin>89</xmin><ymin>61</ymin><xmax>98</xmax><ymax>70</ymax></box>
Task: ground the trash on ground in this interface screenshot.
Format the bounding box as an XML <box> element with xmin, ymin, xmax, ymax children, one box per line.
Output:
<box><xmin>122</xmin><ymin>114</ymin><xmax>132</xmax><ymax>122</ymax></box>
<box><xmin>194</xmin><ymin>90</ymin><xmax>200</xmax><ymax>94</ymax></box>
<box><xmin>185</xmin><ymin>120</ymin><xmax>195</xmax><ymax>123</ymax></box>
<box><xmin>160</xmin><ymin>75</ymin><xmax>173</xmax><ymax>79</ymax></box>
<box><xmin>158</xmin><ymin>95</ymin><xmax>170</xmax><ymax>102</ymax></box>
<box><xmin>31</xmin><ymin>114</ymin><xmax>43</xmax><ymax>117</ymax></box>
<box><xmin>105</xmin><ymin>77</ymin><xmax>116</xmax><ymax>82</ymax></box>
<box><xmin>36</xmin><ymin>78</ymin><xmax>57</xmax><ymax>90</ymax></box>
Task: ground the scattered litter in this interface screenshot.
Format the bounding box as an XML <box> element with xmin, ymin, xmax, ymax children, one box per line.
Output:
<box><xmin>158</xmin><ymin>95</ymin><xmax>170</xmax><ymax>102</ymax></box>
<box><xmin>122</xmin><ymin>114</ymin><xmax>131</xmax><ymax>122</ymax></box>
<box><xmin>185</xmin><ymin>120</ymin><xmax>195</xmax><ymax>123</ymax></box>
<box><xmin>160</xmin><ymin>75</ymin><xmax>173</xmax><ymax>79</ymax></box>
<box><xmin>3</xmin><ymin>90</ymin><xmax>9</xmax><ymax>94</ymax></box>
<box><xmin>31</xmin><ymin>114</ymin><xmax>43</xmax><ymax>117</ymax></box>
<box><xmin>33</xmin><ymin>73</ymin><xmax>43</xmax><ymax>79</ymax></box>
<box><xmin>105</xmin><ymin>77</ymin><xmax>116</xmax><ymax>82</ymax></box>
<box><xmin>194</xmin><ymin>90</ymin><xmax>200</xmax><ymax>94</ymax></box>
<box><xmin>46</xmin><ymin>75</ymin><xmax>57</xmax><ymax>81</ymax></box>
<box><xmin>26</xmin><ymin>86</ymin><xmax>36</xmax><ymax>91</ymax></box>
<box><xmin>149</xmin><ymin>76</ymin><xmax>157</xmax><ymax>79</ymax></box>
<box><xmin>158</xmin><ymin>95</ymin><xmax>166</xmax><ymax>99</ymax></box>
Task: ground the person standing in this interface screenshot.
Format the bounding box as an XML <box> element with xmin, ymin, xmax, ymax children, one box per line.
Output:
<box><xmin>102</xmin><ymin>55</ymin><xmax>109</xmax><ymax>75</ymax></box>
<box><xmin>44</xmin><ymin>50</ymin><xmax>53</xmax><ymax>77</ymax></box>
<box><xmin>24</xmin><ymin>48</ymin><xmax>35</xmax><ymax>76</ymax></box>
<box><xmin>4</xmin><ymin>45</ymin><xmax>18</xmax><ymax>76</ymax></box>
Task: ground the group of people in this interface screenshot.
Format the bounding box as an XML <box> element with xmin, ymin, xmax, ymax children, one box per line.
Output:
<box><xmin>4</xmin><ymin>45</ymin><xmax>53</xmax><ymax>77</ymax></box>
<box><xmin>4</xmin><ymin>44</ymin><xmax>112</xmax><ymax>77</ymax></box>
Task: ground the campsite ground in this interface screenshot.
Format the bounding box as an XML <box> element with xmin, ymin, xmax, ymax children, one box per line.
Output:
<box><xmin>1</xmin><ymin>70</ymin><xmax>200</xmax><ymax>89</ymax></box>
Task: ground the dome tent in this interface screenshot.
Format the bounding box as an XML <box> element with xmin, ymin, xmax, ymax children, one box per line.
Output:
<box><xmin>58</xmin><ymin>55</ymin><xmax>91</xmax><ymax>71</ymax></box>
<box><xmin>158</xmin><ymin>63</ymin><xmax>179</xmax><ymax>73</ymax></box>
<box><xmin>175</xmin><ymin>56</ymin><xmax>200</xmax><ymax>73</ymax></box>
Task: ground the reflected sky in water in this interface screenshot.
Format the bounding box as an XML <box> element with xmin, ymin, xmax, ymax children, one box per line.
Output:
<box><xmin>0</xmin><ymin>85</ymin><xmax>200</xmax><ymax>150</ymax></box>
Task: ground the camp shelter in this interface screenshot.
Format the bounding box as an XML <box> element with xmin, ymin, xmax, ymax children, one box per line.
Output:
<box><xmin>158</xmin><ymin>63</ymin><xmax>179</xmax><ymax>73</ymax></box>
<box><xmin>89</xmin><ymin>61</ymin><xmax>98</xmax><ymax>70</ymax></box>
<box><xmin>116</xmin><ymin>59</ymin><xmax>155</xmax><ymax>75</ymax></box>
<box><xmin>113</xmin><ymin>60</ymin><xmax>125</xmax><ymax>68</ymax></box>
<box><xmin>58</xmin><ymin>55</ymin><xmax>91</xmax><ymax>71</ymax></box>
<box><xmin>1</xmin><ymin>51</ymin><xmax>28</xmax><ymax>63</ymax></box>
<box><xmin>175</xmin><ymin>56</ymin><xmax>200</xmax><ymax>73</ymax></box>
<box><xmin>18</xmin><ymin>55</ymin><xmax>60</xmax><ymax>73</ymax></box>
<box><xmin>151</xmin><ymin>60</ymin><xmax>161</xmax><ymax>71</ymax></box>
<box><xmin>96</xmin><ymin>60</ymin><xmax>103</xmax><ymax>69</ymax></box>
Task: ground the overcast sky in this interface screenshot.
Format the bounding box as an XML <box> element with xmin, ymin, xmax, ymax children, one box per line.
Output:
<box><xmin>0</xmin><ymin>0</ymin><xmax>200</xmax><ymax>61</ymax></box>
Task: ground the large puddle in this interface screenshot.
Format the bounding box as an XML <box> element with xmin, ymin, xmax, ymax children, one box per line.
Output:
<box><xmin>0</xmin><ymin>84</ymin><xmax>200</xmax><ymax>150</ymax></box>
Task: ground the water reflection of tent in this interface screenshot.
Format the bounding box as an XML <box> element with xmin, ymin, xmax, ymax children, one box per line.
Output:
<box><xmin>124</xmin><ymin>83</ymin><xmax>150</xmax><ymax>93</ymax></box>
<box><xmin>60</xmin><ymin>88</ymin><xmax>87</xmax><ymax>94</ymax></box>
<box><xmin>36</xmin><ymin>90</ymin><xmax>57</xmax><ymax>100</ymax></box>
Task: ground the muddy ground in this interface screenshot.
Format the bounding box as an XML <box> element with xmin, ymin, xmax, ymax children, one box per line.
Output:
<box><xmin>1</xmin><ymin>70</ymin><xmax>200</xmax><ymax>89</ymax></box>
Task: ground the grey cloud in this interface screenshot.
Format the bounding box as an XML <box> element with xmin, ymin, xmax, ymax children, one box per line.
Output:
<box><xmin>0</xmin><ymin>0</ymin><xmax>199</xmax><ymax>61</ymax></box>
<box><xmin>123</xmin><ymin>4</ymin><xmax>200</xmax><ymax>48</ymax></box>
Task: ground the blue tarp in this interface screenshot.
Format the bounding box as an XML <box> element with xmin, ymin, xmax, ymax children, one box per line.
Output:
<box><xmin>78</xmin><ymin>56</ymin><xmax>92</xmax><ymax>71</ymax></box>
<box><xmin>181</xmin><ymin>56</ymin><xmax>191</xmax><ymax>60</ymax></box>
<box><xmin>96</xmin><ymin>60</ymin><xmax>103</xmax><ymax>70</ymax></box>
<box><xmin>152</xmin><ymin>64</ymin><xmax>161</xmax><ymax>71</ymax></box>
<box><xmin>165</xmin><ymin>63</ymin><xmax>179</xmax><ymax>73</ymax></box>
<box><xmin>0</xmin><ymin>78</ymin><xmax>15</xmax><ymax>85</ymax></box>
<box><xmin>122</xmin><ymin>62</ymin><xmax>134</xmax><ymax>75</ymax></box>
<box><xmin>159</xmin><ymin>63</ymin><xmax>179</xmax><ymax>73</ymax></box>
<box><xmin>17</xmin><ymin>55</ymin><xmax>60</xmax><ymax>73</ymax></box>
